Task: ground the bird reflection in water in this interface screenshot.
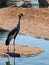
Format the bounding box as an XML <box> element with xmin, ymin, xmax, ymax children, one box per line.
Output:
<box><xmin>6</xmin><ymin>56</ymin><xmax>16</xmax><ymax>65</ymax></box>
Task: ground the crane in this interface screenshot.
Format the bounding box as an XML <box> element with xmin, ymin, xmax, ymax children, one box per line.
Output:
<box><xmin>5</xmin><ymin>13</ymin><xmax>24</xmax><ymax>52</ymax></box>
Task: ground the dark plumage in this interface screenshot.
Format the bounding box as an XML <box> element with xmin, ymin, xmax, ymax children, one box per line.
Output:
<box><xmin>5</xmin><ymin>13</ymin><xmax>24</xmax><ymax>52</ymax></box>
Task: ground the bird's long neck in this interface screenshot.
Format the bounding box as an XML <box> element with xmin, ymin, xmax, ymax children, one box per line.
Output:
<box><xmin>16</xmin><ymin>17</ymin><xmax>21</xmax><ymax>30</ymax></box>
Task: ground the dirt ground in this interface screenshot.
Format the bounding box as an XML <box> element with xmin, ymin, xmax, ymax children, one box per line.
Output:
<box><xmin>0</xmin><ymin>6</ymin><xmax>49</xmax><ymax>39</ymax></box>
<box><xmin>0</xmin><ymin>43</ymin><xmax>43</xmax><ymax>57</ymax></box>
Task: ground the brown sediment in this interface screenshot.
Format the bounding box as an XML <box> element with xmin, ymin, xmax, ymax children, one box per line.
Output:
<box><xmin>0</xmin><ymin>43</ymin><xmax>43</xmax><ymax>57</ymax></box>
<box><xmin>0</xmin><ymin>6</ymin><xmax>49</xmax><ymax>39</ymax></box>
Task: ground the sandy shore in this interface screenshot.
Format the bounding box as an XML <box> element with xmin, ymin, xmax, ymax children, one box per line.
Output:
<box><xmin>0</xmin><ymin>43</ymin><xmax>43</xmax><ymax>57</ymax></box>
<box><xmin>0</xmin><ymin>6</ymin><xmax>49</xmax><ymax>39</ymax></box>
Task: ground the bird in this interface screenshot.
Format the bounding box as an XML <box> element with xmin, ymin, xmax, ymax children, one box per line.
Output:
<box><xmin>5</xmin><ymin>13</ymin><xmax>24</xmax><ymax>52</ymax></box>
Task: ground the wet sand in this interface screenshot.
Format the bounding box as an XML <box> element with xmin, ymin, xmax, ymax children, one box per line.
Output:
<box><xmin>0</xmin><ymin>43</ymin><xmax>43</xmax><ymax>57</ymax></box>
<box><xmin>0</xmin><ymin>6</ymin><xmax>49</xmax><ymax>39</ymax></box>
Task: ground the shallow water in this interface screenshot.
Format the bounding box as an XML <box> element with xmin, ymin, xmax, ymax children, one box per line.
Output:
<box><xmin>20</xmin><ymin>1</ymin><xmax>39</xmax><ymax>8</ymax></box>
<box><xmin>0</xmin><ymin>30</ymin><xmax>49</xmax><ymax>65</ymax></box>
<box><xmin>0</xmin><ymin>1</ymin><xmax>39</xmax><ymax>8</ymax></box>
<box><xmin>6</xmin><ymin>1</ymin><xmax>49</xmax><ymax>8</ymax></box>
<box><xmin>0</xmin><ymin>1</ymin><xmax>48</xmax><ymax>8</ymax></box>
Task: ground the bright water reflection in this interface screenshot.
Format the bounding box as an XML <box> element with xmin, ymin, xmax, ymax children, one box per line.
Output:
<box><xmin>0</xmin><ymin>1</ymin><xmax>48</xmax><ymax>8</ymax></box>
<box><xmin>0</xmin><ymin>31</ymin><xmax>49</xmax><ymax>65</ymax></box>
<box><xmin>0</xmin><ymin>1</ymin><xmax>39</xmax><ymax>8</ymax></box>
<box><xmin>21</xmin><ymin>1</ymin><xmax>39</xmax><ymax>8</ymax></box>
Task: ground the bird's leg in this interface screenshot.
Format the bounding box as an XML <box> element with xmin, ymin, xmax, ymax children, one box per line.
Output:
<box><xmin>13</xmin><ymin>38</ymin><xmax>15</xmax><ymax>53</ymax></box>
<box><xmin>7</xmin><ymin>45</ymin><xmax>9</xmax><ymax>52</ymax></box>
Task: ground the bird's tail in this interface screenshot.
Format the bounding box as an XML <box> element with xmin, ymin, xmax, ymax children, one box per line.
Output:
<box><xmin>5</xmin><ymin>39</ymin><xmax>10</xmax><ymax>46</ymax></box>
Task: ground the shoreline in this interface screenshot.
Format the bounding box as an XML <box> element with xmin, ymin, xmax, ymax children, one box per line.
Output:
<box><xmin>0</xmin><ymin>6</ymin><xmax>49</xmax><ymax>39</ymax></box>
<box><xmin>0</xmin><ymin>43</ymin><xmax>43</xmax><ymax>57</ymax></box>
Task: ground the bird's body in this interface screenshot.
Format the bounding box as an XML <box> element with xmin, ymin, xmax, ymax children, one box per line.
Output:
<box><xmin>5</xmin><ymin>28</ymin><xmax>18</xmax><ymax>45</ymax></box>
<box><xmin>5</xmin><ymin>22</ymin><xmax>20</xmax><ymax>46</ymax></box>
<box><xmin>5</xmin><ymin>14</ymin><xmax>24</xmax><ymax>52</ymax></box>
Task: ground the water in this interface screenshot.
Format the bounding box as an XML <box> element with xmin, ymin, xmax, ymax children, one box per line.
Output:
<box><xmin>0</xmin><ymin>30</ymin><xmax>49</xmax><ymax>65</ymax></box>
<box><xmin>17</xmin><ymin>1</ymin><xmax>39</xmax><ymax>8</ymax></box>
<box><xmin>0</xmin><ymin>1</ymin><xmax>39</xmax><ymax>8</ymax></box>
<box><xmin>0</xmin><ymin>1</ymin><xmax>48</xmax><ymax>8</ymax></box>
<box><xmin>6</xmin><ymin>1</ymin><xmax>49</xmax><ymax>8</ymax></box>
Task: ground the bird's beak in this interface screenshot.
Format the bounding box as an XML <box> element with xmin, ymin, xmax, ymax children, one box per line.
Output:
<box><xmin>21</xmin><ymin>14</ymin><xmax>24</xmax><ymax>19</ymax></box>
<box><xmin>21</xmin><ymin>14</ymin><xmax>24</xmax><ymax>17</ymax></box>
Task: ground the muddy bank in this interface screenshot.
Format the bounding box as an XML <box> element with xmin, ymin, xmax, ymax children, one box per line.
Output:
<box><xmin>0</xmin><ymin>6</ymin><xmax>49</xmax><ymax>39</ymax></box>
<box><xmin>0</xmin><ymin>43</ymin><xmax>43</xmax><ymax>57</ymax></box>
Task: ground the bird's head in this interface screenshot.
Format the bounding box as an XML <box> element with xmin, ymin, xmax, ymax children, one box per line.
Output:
<box><xmin>18</xmin><ymin>13</ymin><xmax>24</xmax><ymax>19</ymax></box>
